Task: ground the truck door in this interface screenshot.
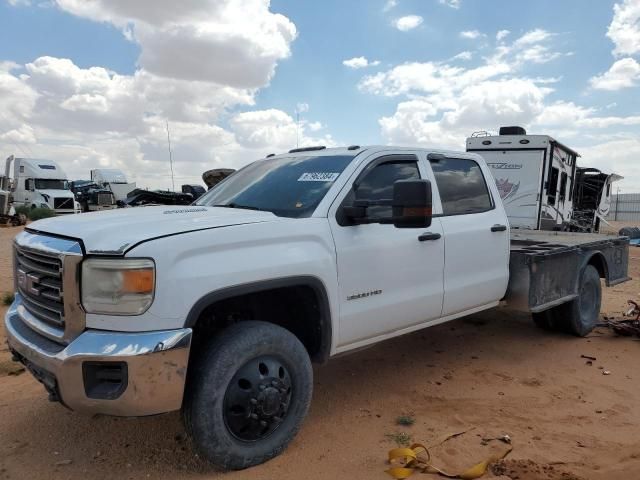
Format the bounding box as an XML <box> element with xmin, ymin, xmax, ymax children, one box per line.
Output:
<box><xmin>328</xmin><ymin>152</ymin><xmax>445</xmax><ymax>348</ymax></box>
<box><xmin>427</xmin><ymin>155</ymin><xmax>510</xmax><ymax>316</ymax></box>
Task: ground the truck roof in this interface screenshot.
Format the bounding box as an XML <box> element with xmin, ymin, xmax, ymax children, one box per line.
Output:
<box><xmin>466</xmin><ymin>134</ymin><xmax>580</xmax><ymax>157</ymax></box>
<box><xmin>266</xmin><ymin>145</ymin><xmax>480</xmax><ymax>159</ymax></box>
<box><xmin>14</xmin><ymin>157</ymin><xmax>67</xmax><ymax>179</ymax></box>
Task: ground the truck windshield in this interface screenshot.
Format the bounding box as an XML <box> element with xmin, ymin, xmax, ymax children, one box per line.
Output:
<box><xmin>195</xmin><ymin>155</ymin><xmax>353</xmax><ymax>218</ymax></box>
<box><xmin>35</xmin><ymin>179</ymin><xmax>69</xmax><ymax>190</ymax></box>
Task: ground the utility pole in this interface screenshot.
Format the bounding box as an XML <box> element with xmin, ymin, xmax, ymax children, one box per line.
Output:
<box><xmin>296</xmin><ymin>109</ymin><xmax>300</xmax><ymax>148</ymax></box>
<box><xmin>166</xmin><ymin>120</ymin><xmax>175</xmax><ymax>192</ymax></box>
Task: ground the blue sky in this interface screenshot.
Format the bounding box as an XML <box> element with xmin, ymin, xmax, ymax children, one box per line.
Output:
<box><xmin>0</xmin><ymin>0</ymin><xmax>639</xmax><ymax>190</ymax></box>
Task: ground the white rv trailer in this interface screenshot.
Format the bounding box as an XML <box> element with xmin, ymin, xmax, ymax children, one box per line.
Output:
<box><xmin>5</xmin><ymin>156</ymin><xmax>80</xmax><ymax>215</ymax></box>
<box><xmin>466</xmin><ymin>127</ymin><xmax>620</xmax><ymax>232</ymax></box>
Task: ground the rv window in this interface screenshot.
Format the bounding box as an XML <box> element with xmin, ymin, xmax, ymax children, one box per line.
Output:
<box><xmin>606</xmin><ymin>183</ymin><xmax>611</xmax><ymax>196</ymax></box>
<box><xmin>547</xmin><ymin>167</ymin><xmax>559</xmax><ymax>206</ymax></box>
<box><xmin>431</xmin><ymin>157</ymin><xmax>493</xmax><ymax>215</ymax></box>
<box><xmin>559</xmin><ymin>172</ymin><xmax>568</xmax><ymax>202</ymax></box>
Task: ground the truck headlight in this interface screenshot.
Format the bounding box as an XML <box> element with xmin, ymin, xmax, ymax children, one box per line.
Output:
<box><xmin>81</xmin><ymin>258</ymin><xmax>155</xmax><ymax>315</ymax></box>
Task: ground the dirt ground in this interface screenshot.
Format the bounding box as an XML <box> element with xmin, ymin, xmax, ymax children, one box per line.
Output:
<box><xmin>1</xmin><ymin>223</ymin><xmax>639</xmax><ymax>480</ymax></box>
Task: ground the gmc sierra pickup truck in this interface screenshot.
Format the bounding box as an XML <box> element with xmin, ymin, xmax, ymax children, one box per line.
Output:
<box><xmin>5</xmin><ymin>146</ymin><xmax>630</xmax><ymax>470</ymax></box>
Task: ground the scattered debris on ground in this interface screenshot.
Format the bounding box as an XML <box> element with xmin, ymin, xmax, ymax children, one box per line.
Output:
<box><xmin>385</xmin><ymin>428</ymin><xmax>512</xmax><ymax>479</ymax></box>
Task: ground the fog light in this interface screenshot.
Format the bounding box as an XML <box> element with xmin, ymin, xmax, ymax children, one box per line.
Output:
<box><xmin>82</xmin><ymin>362</ymin><xmax>128</xmax><ymax>400</ymax></box>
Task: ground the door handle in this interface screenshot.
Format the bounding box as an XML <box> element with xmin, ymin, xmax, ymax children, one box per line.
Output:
<box><xmin>418</xmin><ymin>232</ymin><xmax>441</xmax><ymax>242</ymax></box>
<box><xmin>491</xmin><ymin>224</ymin><xmax>507</xmax><ymax>232</ymax></box>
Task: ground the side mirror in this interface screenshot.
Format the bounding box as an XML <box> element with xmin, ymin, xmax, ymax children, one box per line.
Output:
<box><xmin>392</xmin><ymin>179</ymin><xmax>432</xmax><ymax>228</ymax></box>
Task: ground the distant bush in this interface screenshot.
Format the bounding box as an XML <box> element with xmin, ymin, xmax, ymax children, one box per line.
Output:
<box><xmin>28</xmin><ymin>207</ymin><xmax>56</xmax><ymax>221</ymax></box>
<box><xmin>14</xmin><ymin>205</ymin><xmax>30</xmax><ymax>217</ymax></box>
<box><xmin>2</xmin><ymin>292</ymin><xmax>14</xmax><ymax>306</ymax></box>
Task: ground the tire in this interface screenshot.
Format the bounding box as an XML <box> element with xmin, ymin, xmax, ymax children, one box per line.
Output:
<box><xmin>535</xmin><ymin>265</ymin><xmax>601</xmax><ymax>336</ymax></box>
<box><xmin>182</xmin><ymin>321</ymin><xmax>313</xmax><ymax>470</ymax></box>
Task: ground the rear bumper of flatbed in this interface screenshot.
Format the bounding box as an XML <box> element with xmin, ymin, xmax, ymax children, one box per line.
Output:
<box><xmin>505</xmin><ymin>230</ymin><xmax>630</xmax><ymax>312</ymax></box>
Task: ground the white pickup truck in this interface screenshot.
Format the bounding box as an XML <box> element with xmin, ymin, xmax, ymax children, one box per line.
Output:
<box><xmin>5</xmin><ymin>146</ymin><xmax>630</xmax><ymax>470</ymax></box>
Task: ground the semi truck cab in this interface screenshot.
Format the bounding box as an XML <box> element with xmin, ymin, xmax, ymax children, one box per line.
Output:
<box><xmin>5</xmin><ymin>156</ymin><xmax>79</xmax><ymax>214</ymax></box>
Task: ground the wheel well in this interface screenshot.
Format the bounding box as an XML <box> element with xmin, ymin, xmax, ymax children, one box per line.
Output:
<box><xmin>587</xmin><ymin>253</ymin><xmax>608</xmax><ymax>280</ymax></box>
<box><xmin>189</xmin><ymin>282</ymin><xmax>331</xmax><ymax>363</ymax></box>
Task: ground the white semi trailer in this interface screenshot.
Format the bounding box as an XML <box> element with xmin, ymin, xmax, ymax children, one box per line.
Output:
<box><xmin>4</xmin><ymin>156</ymin><xmax>80</xmax><ymax>215</ymax></box>
<box><xmin>90</xmin><ymin>168</ymin><xmax>136</xmax><ymax>202</ymax></box>
<box><xmin>467</xmin><ymin>126</ymin><xmax>621</xmax><ymax>232</ymax></box>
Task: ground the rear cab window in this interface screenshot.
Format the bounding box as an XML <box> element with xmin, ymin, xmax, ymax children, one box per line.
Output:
<box><xmin>429</xmin><ymin>157</ymin><xmax>493</xmax><ymax>215</ymax></box>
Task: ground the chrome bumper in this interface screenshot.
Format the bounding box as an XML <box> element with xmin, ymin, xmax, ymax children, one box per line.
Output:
<box><xmin>5</xmin><ymin>302</ymin><xmax>192</xmax><ymax>416</ymax></box>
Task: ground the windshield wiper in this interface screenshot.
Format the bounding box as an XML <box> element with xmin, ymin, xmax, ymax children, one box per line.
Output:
<box><xmin>213</xmin><ymin>203</ymin><xmax>267</xmax><ymax>212</ymax></box>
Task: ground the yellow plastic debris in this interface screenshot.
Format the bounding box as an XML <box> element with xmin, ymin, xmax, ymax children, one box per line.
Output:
<box><xmin>385</xmin><ymin>429</ymin><xmax>512</xmax><ymax>479</ymax></box>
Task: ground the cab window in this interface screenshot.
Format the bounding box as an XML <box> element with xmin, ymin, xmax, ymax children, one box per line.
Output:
<box><xmin>339</xmin><ymin>156</ymin><xmax>420</xmax><ymax>225</ymax></box>
<box><xmin>430</xmin><ymin>157</ymin><xmax>493</xmax><ymax>215</ymax></box>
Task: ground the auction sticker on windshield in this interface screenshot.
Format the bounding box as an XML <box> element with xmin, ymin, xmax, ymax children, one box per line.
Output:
<box><xmin>298</xmin><ymin>172</ymin><xmax>340</xmax><ymax>182</ymax></box>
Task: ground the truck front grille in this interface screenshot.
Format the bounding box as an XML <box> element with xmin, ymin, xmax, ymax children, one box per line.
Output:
<box><xmin>15</xmin><ymin>245</ymin><xmax>65</xmax><ymax>332</ymax></box>
<box><xmin>54</xmin><ymin>197</ymin><xmax>74</xmax><ymax>209</ymax></box>
<box><xmin>97</xmin><ymin>193</ymin><xmax>114</xmax><ymax>206</ymax></box>
<box><xmin>13</xmin><ymin>231</ymin><xmax>85</xmax><ymax>344</ymax></box>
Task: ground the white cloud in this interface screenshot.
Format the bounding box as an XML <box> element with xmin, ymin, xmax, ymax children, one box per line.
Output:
<box><xmin>490</xmin><ymin>29</ymin><xmax>563</xmax><ymax>67</ymax></box>
<box><xmin>54</xmin><ymin>0</ymin><xmax>297</xmax><ymax>88</ymax></box>
<box><xmin>590</xmin><ymin>57</ymin><xmax>640</xmax><ymax>90</ymax></box>
<box><xmin>0</xmin><ymin>2</ymin><xmax>328</xmax><ymax>189</ymax></box>
<box><xmin>580</xmin><ymin>138</ymin><xmax>640</xmax><ymax>191</ymax></box>
<box><xmin>230</xmin><ymin>109</ymin><xmax>333</xmax><ymax>150</ymax></box>
<box><xmin>382</xmin><ymin>0</ymin><xmax>397</xmax><ymax>12</ymax></box>
<box><xmin>0</xmin><ymin>125</ymin><xmax>36</xmax><ymax>145</ymax></box>
<box><xmin>513</xmin><ymin>28</ymin><xmax>553</xmax><ymax>46</ymax></box>
<box><xmin>459</xmin><ymin>30</ymin><xmax>484</xmax><ymax>39</ymax></box>
<box><xmin>393</xmin><ymin>15</ymin><xmax>423</xmax><ymax>31</ymax></box>
<box><xmin>307</xmin><ymin>121</ymin><xmax>323</xmax><ymax>132</ymax></box>
<box><xmin>343</xmin><ymin>56</ymin><xmax>381</xmax><ymax>69</ymax></box>
<box><xmin>607</xmin><ymin>0</ymin><xmax>640</xmax><ymax>56</ymax></box>
<box><xmin>451</xmin><ymin>51</ymin><xmax>472</xmax><ymax>61</ymax></box>
<box><xmin>496</xmin><ymin>29</ymin><xmax>510</xmax><ymax>41</ymax></box>
<box><xmin>296</xmin><ymin>102</ymin><xmax>309</xmax><ymax>114</ymax></box>
<box><xmin>361</xmin><ymin>24</ymin><xmax>640</xmax><ymax>188</ymax></box>
<box><xmin>439</xmin><ymin>0</ymin><xmax>461</xmax><ymax>9</ymax></box>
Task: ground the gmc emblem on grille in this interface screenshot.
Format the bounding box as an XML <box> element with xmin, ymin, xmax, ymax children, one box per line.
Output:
<box><xmin>17</xmin><ymin>269</ymin><xmax>41</xmax><ymax>296</ymax></box>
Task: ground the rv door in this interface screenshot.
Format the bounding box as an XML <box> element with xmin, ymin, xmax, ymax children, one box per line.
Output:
<box><xmin>475</xmin><ymin>150</ymin><xmax>545</xmax><ymax>229</ymax></box>
<box><xmin>596</xmin><ymin>174</ymin><xmax>623</xmax><ymax>220</ymax></box>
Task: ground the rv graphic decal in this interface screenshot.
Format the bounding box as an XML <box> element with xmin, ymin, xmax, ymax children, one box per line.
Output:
<box><xmin>487</xmin><ymin>162</ymin><xmax>523</xmax><ymax>170</ymax></box>
<box><xmin>495</xmin><ymin>178</ymin><xmax>520</xmax><ymax>201</ymax></box>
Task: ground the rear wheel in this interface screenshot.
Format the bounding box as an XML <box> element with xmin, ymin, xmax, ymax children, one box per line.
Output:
<box><xmin>558</xmin><ymin>264</ymin><xmax>602</xmax><ymax>336</ymax></box>
<box><xmin>532</xmin><ymin>264</ymin><xmax>601</xmax><ymax>337</ymax></box>
<box><xmin>183</xmin><ymin>321</ymin><xmax>313</xmax><ymax>470</ymax></box>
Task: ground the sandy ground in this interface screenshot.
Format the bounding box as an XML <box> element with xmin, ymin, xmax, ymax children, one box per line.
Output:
<box><xmin>1</xmin><ymin>223</ymin><xmax>639</xmax><ymax>480</ymax></box>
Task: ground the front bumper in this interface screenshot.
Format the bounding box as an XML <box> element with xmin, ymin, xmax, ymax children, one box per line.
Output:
<box><xmin>5</xmin><ymin>302</ymin><xmax>192</xmax><ymax>416</ymax></box>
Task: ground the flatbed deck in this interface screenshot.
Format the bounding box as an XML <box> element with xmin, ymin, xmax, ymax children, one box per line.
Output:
<box><xmin>505</xmin><ymin>230</ymin><xmax>630</xmax><ymax>312</ymax></box>
<box><xmin>510</xmin><ymin>230</ymin><xmax>626</xmax><ymax>251</ymax></box>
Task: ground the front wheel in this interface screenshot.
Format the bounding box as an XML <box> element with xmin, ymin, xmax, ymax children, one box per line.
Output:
<box><xmin>183</xmin><ymin>321</ymin><xmax>313</xmax><ymax>470</ymax></box>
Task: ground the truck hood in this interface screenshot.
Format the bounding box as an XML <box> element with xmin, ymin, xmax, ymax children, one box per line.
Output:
<box><xmin>28</xmin><ymin>205</ymin><xmax>278</xmax><ymax>254</ymax></box>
